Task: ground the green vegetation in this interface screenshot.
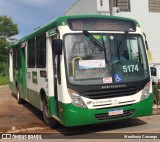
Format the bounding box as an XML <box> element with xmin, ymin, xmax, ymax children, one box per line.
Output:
<box><xmin>0</xmin><ymin>76</ymin><xmax>8</xmax><ymax>85</ymax></box>
<box><xmin>0</xmin><ymin>15</ymin><xmax>19</xmax><ymax>85</ymax></box>
<box><xmin>152</xmin><ymin>84</ymin><xmax>160</xmax><ymax>107</ymax></box>
<box><xmin>0</xmin><ymin>62</ymin><xmax>8</xmax><ymax>85</ymax></box>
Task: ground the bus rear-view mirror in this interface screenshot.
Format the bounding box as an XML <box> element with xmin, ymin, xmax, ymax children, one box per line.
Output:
<box><xmin>52</xmin><ymin>39</ymin><xmax>62</xmax><ymax>55</ymax></box>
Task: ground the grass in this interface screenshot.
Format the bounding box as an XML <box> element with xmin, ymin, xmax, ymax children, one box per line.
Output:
<box><xmin>0</xmin><ymin>76</ymin><xmax>9</xmax><ymax>85</ymax></box>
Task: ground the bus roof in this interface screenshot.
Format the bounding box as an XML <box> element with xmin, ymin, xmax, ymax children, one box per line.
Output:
<box><xmin>7</xmin><ymin>15</ymin><xmax>139</xmax><ymax>49</ymax></box>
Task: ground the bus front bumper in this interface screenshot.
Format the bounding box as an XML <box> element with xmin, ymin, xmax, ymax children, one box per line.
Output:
<box><xmin>58</xmin><ymin>95</ymin><xmax>152</xmax><ymax>127</ymax></box>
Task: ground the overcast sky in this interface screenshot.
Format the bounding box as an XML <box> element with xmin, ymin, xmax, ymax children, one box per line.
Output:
<box><xmin>0</xmin><ymin>0</ymin><xmax>76</xmax><ymax>38</ymax></box>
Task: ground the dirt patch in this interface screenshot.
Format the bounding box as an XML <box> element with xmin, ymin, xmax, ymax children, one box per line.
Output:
<box><xmin>0</xmin><ymin>85</ymin><xmax>47</xmax><ymax>133</ymax></box>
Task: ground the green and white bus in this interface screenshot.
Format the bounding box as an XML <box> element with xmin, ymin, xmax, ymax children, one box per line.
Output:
<box><xmin>8</xmin><ymin>15</ymin><xmax>152</xmax><ymax>127</ymax></box>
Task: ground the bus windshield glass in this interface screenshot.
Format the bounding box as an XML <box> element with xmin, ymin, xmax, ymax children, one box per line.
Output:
<box><xmin>64</xmin><ymin>33</ymin><xmax>149</xmax><ymax>85</ymax></box>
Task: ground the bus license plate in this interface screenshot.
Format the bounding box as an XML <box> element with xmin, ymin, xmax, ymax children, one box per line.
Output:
<box><xmin>108</xmin><ymin>109</ymin><xmax>123</xmax><ymax>116</ymax></box>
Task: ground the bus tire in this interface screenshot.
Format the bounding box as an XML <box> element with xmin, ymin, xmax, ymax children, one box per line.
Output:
<box><xmin>16</xmin><ymin>87</ymin><xmax>23</xmax><ymax>104</ymax></box>
<box><xmin>42</xmin><ymin>98</ymin><xmax>57</xmax><ymax>128</ymax></box>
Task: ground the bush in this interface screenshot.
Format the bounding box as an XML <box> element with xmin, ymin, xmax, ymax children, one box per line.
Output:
<box><xmin>152</xmin><ymin>84</ymin><xmax>160</xmax><ymax>106</ymax></box>
<box><xmin>0</xmin><ymin>75</ymin><xmax>8</xmax><ymax>85</ymax></box>
<box><xmin>0</xmin><ymin>62</ymin><xmax>8</xmax><ymax>77</ymax></box>
<box><xmin>0</xmin><ymin>62</ymin><xmax>8</xmax><ymax>85</ymax></box>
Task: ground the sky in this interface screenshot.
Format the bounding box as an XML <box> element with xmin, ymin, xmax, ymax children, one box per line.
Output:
<box><xmin>0</xmin><ymin>0</ymin><xmax>76</xmax><ymax>38</ymax></box>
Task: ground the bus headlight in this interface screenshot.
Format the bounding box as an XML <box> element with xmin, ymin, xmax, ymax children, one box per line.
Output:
<box><xmin>68</xmin><ymin>89</ymin><xmax>87</xmax><ymax>108</ymax></box>
<box><xmin>141</xmin><ymin>82</ymin><xmax>150</xmax><ymax>101</ymax></box>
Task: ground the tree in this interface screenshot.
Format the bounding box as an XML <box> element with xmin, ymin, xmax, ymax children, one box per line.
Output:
<box><xmin>0</xmin><ymin>38</ymin><xmax>8</xmax><ymax>62</ymax></box>
<box><xmin>0</xmin><ymin>15</ymin><xmax>19</xmax><ymax>76</ymax></box>
<box><xmin>0</xmin><ymin>16</ymin><xmax>19</xmax><ymax>41</ymax></box>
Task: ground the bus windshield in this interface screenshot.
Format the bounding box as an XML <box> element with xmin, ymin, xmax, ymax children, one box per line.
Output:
<box><xmin>64</xmin><ymin>33</ymin><xmax>149</xmax><ymax>85</ymax></box>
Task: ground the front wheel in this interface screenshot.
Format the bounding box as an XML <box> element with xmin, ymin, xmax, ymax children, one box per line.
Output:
<box><xmin>42</xmin><ymin>99</ymin><xmax>57</xmax><ymax>128</ymax></box>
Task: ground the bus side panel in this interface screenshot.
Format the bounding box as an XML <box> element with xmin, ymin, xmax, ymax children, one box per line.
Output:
<box><xmin>26</xmin><ymin>69</ymin><xmax>41</xmax><ymax>110</ymax></box>
<box><xmin>26</xmin><ymin>69</ymin><xmax>48</xmax><ymax>110</ymax></box>
<box><xmin>27</xmin><ymin>88</ymin><xmax>41</xmax><ymax>110</ymax></box>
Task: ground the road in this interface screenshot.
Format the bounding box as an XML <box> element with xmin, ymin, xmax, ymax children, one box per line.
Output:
<box><xmin>0</xmin><ymin>85</ymin><xmax>160</xmax><ymax>141</ymax></box>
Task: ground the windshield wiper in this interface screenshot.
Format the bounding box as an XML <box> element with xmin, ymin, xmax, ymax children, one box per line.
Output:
<box><xmin>83</xmin><ymin>30</ymin><xmax>109</xmax><ymax>64</ymax></box>
<box><xmin>116</xmin><ymin>31</ymin><xmax>128</xmax><ymax>61</ymax></box>
<box><xmin>118</xmin><ymin>31</ymin><xmax>128</xmax><ymax>49</ymax></box>
<box><xmin>83</xmin><ymin>30</ymin><xmax>104</xmax><ymax>51</ymax></box>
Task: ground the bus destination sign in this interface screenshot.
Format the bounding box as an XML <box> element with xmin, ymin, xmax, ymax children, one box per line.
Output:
<box><xmin>68</xmin><ymin>18</ymin><xmax>136</xmax><ymax>32</ymax></box>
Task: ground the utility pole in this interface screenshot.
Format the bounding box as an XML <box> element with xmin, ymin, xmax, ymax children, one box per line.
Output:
<box><xmin>109</xmin><ymin>0</ymin><xmax>114</xmax><ymax>15</ymax></box>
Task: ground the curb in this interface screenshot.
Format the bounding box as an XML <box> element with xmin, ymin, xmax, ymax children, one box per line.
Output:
<box><xmin>0</xmin><ymin>85</ymin><xmax>9</xmax><ymax>88</ymax></box>
<box><xmin>7</xmin><ymin>127</ymin><xmax>46</xmax><ymax>133</ymax></box>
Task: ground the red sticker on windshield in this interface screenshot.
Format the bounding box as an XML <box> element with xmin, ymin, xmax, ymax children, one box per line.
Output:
<box><xmin>103</xmin><ymin>77</ymin><xmax>112</xmax><ymax>84</ymax></box>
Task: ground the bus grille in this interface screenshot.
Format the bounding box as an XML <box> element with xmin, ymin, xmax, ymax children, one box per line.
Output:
<box><xmin>81</xmin><ymin>86</ymin><xmax>138</xmax><ymax>99</ymax></box>
<box><xmin>95</xmin><ymin>109</ymin><xmax>135</xmax><ymax>120</ymax></box>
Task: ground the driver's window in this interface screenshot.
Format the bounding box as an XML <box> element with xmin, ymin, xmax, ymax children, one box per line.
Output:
<box><xmin>127</xmin><ymin>37</ymin><xmax>139</xmax><ymax>62</ymax></box>
<box><xmin>72</xmin><ymin>35</ymin><xmax>92</xmax><ymax>59</ymax></box>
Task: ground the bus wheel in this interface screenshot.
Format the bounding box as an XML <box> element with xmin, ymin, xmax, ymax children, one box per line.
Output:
<box><xmin>42</xmin><ymin>99</ymin><xmax>57</xmax><ymax>128</ymax></box>
<box><xmin>16</xmin><ymin>87</ymin><xmax>23</xmax><ymax>104</ymax></box>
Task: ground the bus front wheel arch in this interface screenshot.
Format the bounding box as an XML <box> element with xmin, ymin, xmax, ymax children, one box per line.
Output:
<box><xmin>40</xmin><ymin>91</ymin><xmax>57</xmax><ymax>128</ymax></box>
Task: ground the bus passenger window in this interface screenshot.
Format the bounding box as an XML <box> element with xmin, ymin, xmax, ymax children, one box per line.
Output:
<box><xmin>36</xmin><ymin>34</ymin><xmax>46</xmax><ymax>68</ymax></box>
<box><xmin>28</xmin><ymin>39</ymin><xmax>36</xmax><ymax>68</ymax></box>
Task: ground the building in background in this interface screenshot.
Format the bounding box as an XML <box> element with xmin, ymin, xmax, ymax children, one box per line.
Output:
<box><xmin>65</xmin><ymin>0</ymin><xmax>160</xmax><ymax>63</ymax></box>
<box><xmin>65</xmin><ymin>0</ymin><xmax>110</xmax><ymax>15</ymax></box>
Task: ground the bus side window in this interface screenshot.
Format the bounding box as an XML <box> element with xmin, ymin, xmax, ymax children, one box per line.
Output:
<box><xmin>13</xmin><ymin>48</ymin><xmax>17</xmax><ymax>67</ymax></box>
<box><xmin>36</xmin><ymin>34</ymin><xmax>46</xmax><ymax>68</ymax></box>
<box><xmin>28</xmin><ymin>39</ymin><xmax>36</xmax><ymax>68</ymax></box>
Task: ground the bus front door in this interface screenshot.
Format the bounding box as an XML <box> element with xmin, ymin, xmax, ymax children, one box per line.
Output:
<box><xmin>52</xmin><ymin>38</ymin><xmax>60</xmax><ymax>117</ymax></box>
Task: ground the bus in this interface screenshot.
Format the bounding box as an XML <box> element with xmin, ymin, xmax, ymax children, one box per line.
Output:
<box><xmin>8</xmin><ymin>15</ymin><xmax>152</xmax><ymax>127</ymax></box>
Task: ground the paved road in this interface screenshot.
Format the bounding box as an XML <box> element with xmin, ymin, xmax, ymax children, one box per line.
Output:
<box><xmin>0</xmin><ymin>85</ymin><xmax>160</xmax><ymax>141</ymax></box>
